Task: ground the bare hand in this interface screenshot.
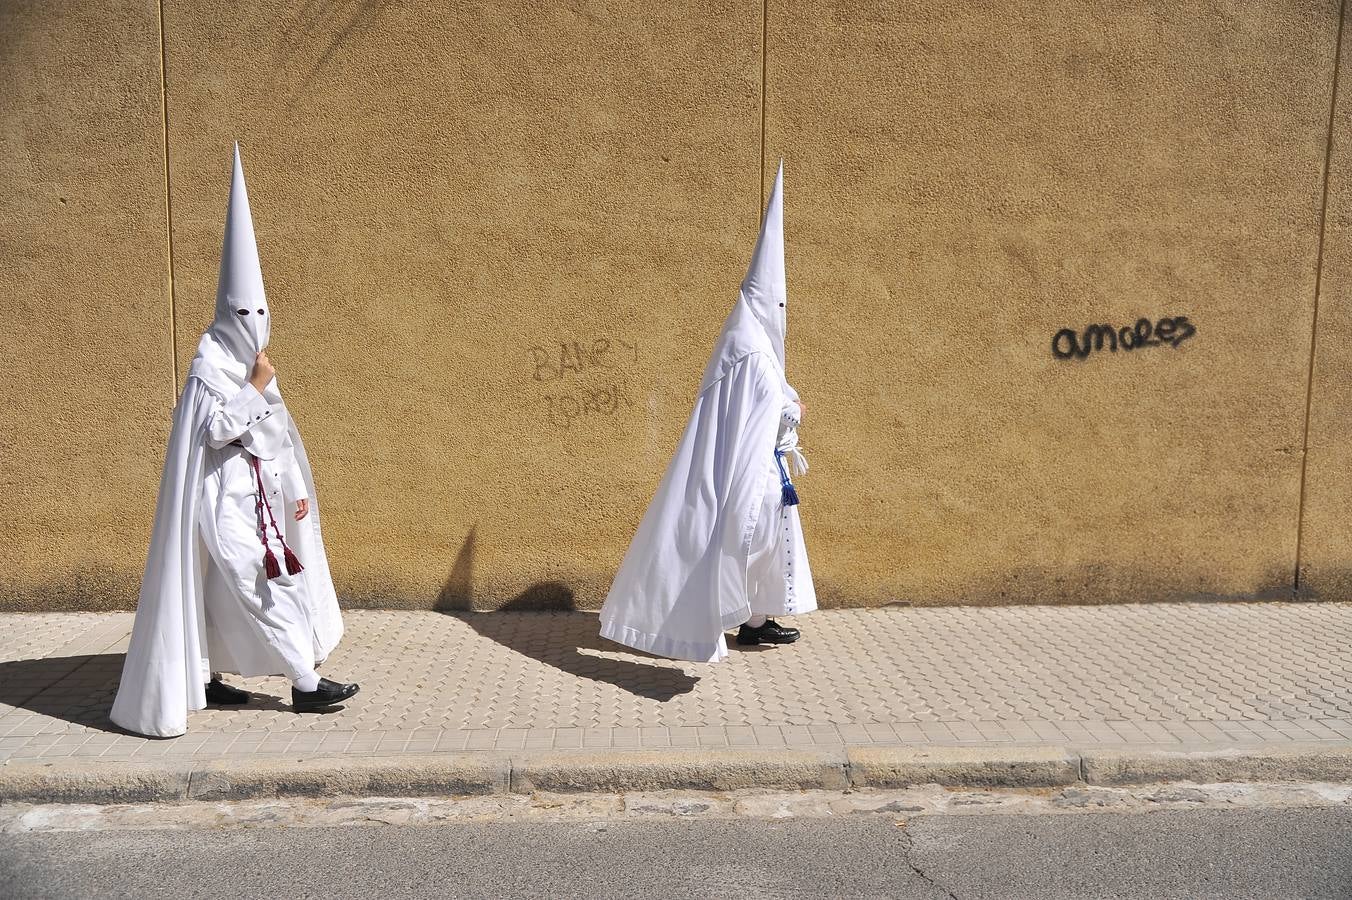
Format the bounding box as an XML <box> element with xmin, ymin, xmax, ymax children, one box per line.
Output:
<box><xmin>249</xmin><ymin>351</ymin><xmax>276</xmax><ymax>392</ymax></box>
<box><xmin>797</xmin><ymin>399</ymin><xmax>807</xmax><ymax>420</ymax></box>
<box><xmin>295</xmin><ymin>499</ymin><xmax>310</xmax><ymax>521</ymax></box>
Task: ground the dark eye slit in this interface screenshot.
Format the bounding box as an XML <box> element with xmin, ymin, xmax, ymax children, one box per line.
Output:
<box><xmin>236</xmin><ymin>309</ymin><xmax>249</xmax><ymax>316</ymax></box>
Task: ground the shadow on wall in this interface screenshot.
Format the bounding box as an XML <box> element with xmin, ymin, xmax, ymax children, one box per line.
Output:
<box><xmin>434</xmin><ymin>525</ymin><xmax>477</xmax><ymax>612</ymax></box>
<box><xmin>435</xmin><ymin>528</ymin><xmax>698</xmax><ymax>701</ymax></box>
<box><xmin>276</xmin><ymin>0</ymin><xmax>391</xmax><ymax>112</ymax></box>
<box><xmin>0</xmin><ymin>654</ymin><xmax>126</xmax><ymax>735</ymax></box>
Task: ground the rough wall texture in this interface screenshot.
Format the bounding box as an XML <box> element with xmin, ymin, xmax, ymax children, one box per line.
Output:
<box><xmin>0</xmin><ymin>0</ymin><xmax>172</xmax><ymax>610</ymax></box>
<box><xmin>1300</xmin><ymin>3</ymin><xmax>1352</xmax><ymax>599</ymax></box>
<box><xmin>1</xmin><ymin>0</ymin><xmax>1348</xmax><ymax>610</ymax></box>
<box><xmin>765</xmin><ymin>0</ymin><xmax>1339</xmax><ymax>604</ymax></box>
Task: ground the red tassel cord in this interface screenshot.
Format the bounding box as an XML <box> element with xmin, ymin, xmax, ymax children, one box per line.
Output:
<box><xmin>250</xmin><ymin>455</ymin><xmax>304</xmax><ymax>579</ymax></box>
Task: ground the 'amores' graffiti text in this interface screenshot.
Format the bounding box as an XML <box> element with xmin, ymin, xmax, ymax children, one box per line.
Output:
<box><xmin>1052</xmin><ymin>316</ymin><xmax>1196</xmax><ymax>360</ymax></box>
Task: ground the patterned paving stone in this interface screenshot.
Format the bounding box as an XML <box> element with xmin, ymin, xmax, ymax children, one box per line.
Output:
<box><xmin>0</xmin><ymin>604</ymin><xmax>1349</xmax><ymax>761</ymax></box>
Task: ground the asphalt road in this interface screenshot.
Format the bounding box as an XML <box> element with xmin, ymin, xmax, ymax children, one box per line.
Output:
<box><xmin>2</xmin><ymin>807</ymin><xmax>1350</xmax><ymax>899</ymax></box>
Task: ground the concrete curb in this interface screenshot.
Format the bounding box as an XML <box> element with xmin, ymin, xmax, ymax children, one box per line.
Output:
<box><xmin>1080</xmin><ymin>744</ymin><xmax>1352</xmax><ymax>785</ymax></box>
<box><xmin>846</xmin><ymin>746</ymin><xmax>1082</xmax><ymax>788</ymax></box>
<box><xmin>0</xmin><ymin>761</ymin><xmax>193</xmax><ymax>804</ymax></box>
<box><xmin>510</xmin><ymin>749</ymin><xmax>850</xmax><ymax>793</ymax></box>
<box><xmin>2</xmin><ymin>743</ymin><xmax>1351</xmax><ymax>804</ymax></box>
<box><xmin>185</xmin><ymin>754</ymin><xmax>512</xmax><ymax>801</ymax></box>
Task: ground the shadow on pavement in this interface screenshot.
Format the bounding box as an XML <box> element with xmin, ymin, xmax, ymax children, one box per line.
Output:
<box><xmin>0</xmin><ymin>654</ymin><xmax>127</xmax><ymax>734</ymax></box>
<box><xmin>0</xmin><ymin>654</ymin><xmax>351</xmax><ymax>737</ymax></box>
<box><xmin>446</xmin><ymin>581</ymin><xmax>701</xmax><ymax>703</ymax></box>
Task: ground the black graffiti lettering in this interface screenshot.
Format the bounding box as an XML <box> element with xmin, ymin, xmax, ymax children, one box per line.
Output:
<box><xmin>1084</xmin><ymin>324</ymin><xmax>1117</xmax><ymax>353</ymax></box>
<box><xmin>1052</xmin><ymin>329</ymin><xmax>1081</xmax><ymax>359</ymax></box>
<box><xmin>1171</xmin><ymin>316</ymin><xmax>1196</xmax><ymax>347</ymax></box>
<box><xmin>1134</xmin><ymin>317</ymin><xmax>1160</xmax><ymax>347</ymax></box>
<box><xmin>1052</xmin><ymin>315</ymin><xmax>1196</xmax><ymax>361</ymax></box>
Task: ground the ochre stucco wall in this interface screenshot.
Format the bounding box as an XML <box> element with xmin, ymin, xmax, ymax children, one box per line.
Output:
<box><xmin>0</xmin><ymin>0</ymin><xmax>173</xmax><ymax>610</ymax></box>
<box><xmin>764</xmin><ymin>0</ymin><xmax>1339</xmax><ymax>604</ymax></box>
<box><xmin>1298</xmin><ymin>4</ymin><xmax>1352</xmax><ymax>600</ymax></box>
<box><xmin>2</xmin><ymin>0</ymin><xmax>1349</xmax><ymax>610</ymax></box>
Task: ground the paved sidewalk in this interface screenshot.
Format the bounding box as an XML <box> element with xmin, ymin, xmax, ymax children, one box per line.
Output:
<box><xmin>2</xmin><ymin>604</ymin><xmax>1352</xmax><ymax>799</ymax></box>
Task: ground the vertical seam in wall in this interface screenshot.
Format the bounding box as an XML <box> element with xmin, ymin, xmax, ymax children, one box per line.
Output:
<box><xmin>156</xmin><ymin>0</ymin><xmax>179</xmax><ymax>391</ymax></box>
<box><xmin>758</xmin><ymin>0</ymin><xmax>768</xmax><ymax>213</ymax></box>
<box><xmin>1294</xmin><ymin>0</ymin><xmax>1347</xmax><ymax>597</ymax></box>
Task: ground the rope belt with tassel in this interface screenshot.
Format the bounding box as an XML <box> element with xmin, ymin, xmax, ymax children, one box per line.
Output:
<box><xmin>248</xmin><ymin>454</ymin><xmax>304</xmax><ymax>580</ymax></box>
<box><xmin>774</xmin><ymin>450</ymin><xmax>801</xmax><ymax>507</ymax></box>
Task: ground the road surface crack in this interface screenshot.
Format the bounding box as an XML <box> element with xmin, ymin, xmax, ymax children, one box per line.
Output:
<box><xmin>895</xmin><ymin>821</ymin><xmax>961</xmax><ymax>899</ymax></box>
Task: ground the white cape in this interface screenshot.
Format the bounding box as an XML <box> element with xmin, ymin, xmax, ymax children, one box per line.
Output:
<box><xmin>109</xmin><ymin>351</ymin><xmax>342</xmax><ymax>737</ymax></box>
<box><xmin>110</xmin><ymin>145</ymin><xmax>341</xmax><ymax>737</ymax></box>
<box><xmin>599</xmin><ymin>163</ymin><xmax>815</xmax><ymax>663</ymax></box>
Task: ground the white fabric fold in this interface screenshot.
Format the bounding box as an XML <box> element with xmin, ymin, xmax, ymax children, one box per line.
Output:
<box><xmin>110</xmin><ymin>145</ymin><xmax>342</xmax><ymax>737</ymax></box>
<box><xmin>599</xmin><ymin>162</ymin><xmax>816</xmax><ymax>662</ymax></box>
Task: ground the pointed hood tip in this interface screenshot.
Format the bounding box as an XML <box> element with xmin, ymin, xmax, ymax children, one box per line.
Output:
<box><xmin>213</xmin><ymin>136</ymin><xmax>268</xmax><ymax>359</ymax></box>
<box><xmin>768</xmin><ymin>161</ymin><xmax>785</xmax><ymax>202</ymax></box>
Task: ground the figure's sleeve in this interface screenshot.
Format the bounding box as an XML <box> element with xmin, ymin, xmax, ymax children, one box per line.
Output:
<box><xmin>203</xmin><ymin>384</ymin><xmax>277</xmax><ymax>449</ymax></box>
<box><xmin>775</xmin><ymin>380</ymin><xmax>807</xmax><ymax>473</ymax></box>
<box><xmin>279</xmin><ymin>434</ymin><xmax>309</xmax><ymax>501</ymax></box>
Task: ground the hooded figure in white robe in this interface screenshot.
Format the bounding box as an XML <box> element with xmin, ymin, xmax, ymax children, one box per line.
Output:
<box><xmin>599</xmin><ymin>163</ymin><xmax>816</xmax><ymax>663</ymax></box>
<box><xmin>110</xmin><ymin>145</ymin><xmax>348</xmax><ymax>738</ymax></box>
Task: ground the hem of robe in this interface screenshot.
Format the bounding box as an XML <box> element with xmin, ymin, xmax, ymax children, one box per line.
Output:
<box><xmin>598</xmin><ymin>613</ymin><xmax>750</xmax><ymax>664</ymax></box>
<box><xmin>747</xmin><ymin>600</ymin><xmax>819</xmax><ymax>618</ymax></box>
<box><xmin>109</xmin><ymin>716</ymin><xmax>194</xmax><ymax>739</ymax></box>
<box><xmin>205</xmin><ymin>650</ymin><xmax>330</xmax><ymax>682</ymax></box>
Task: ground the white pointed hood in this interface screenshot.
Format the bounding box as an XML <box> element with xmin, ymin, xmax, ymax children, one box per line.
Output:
<box><xmin>599</xmin><ymin>162</ymin><xmax>815</xmax><ymax>664</ymax></box>
<box><xmin>700</xmin><ymin>161</ymin><xmax>792</xmax><ymax>394</ymax></box>
<box><xmin>189</xmin><ymin>143</ymin><xmax>288</xmax><ymax>461</ymax></box>
<box><xmin>208</xmin><ymin>143</ymin><xmax>270</xmax><ymax>364</ymax></box>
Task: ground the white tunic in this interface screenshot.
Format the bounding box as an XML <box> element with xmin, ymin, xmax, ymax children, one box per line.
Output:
<box><xmin>109</xmin><ymin>364</ymin><xmax>344</xmax><ymax>737</ymax></box>
<box><xmin>746</xmin><ymin>398</ymin><xmax>817</xmax><ymax>619</ymax></box>
<box><xmin>198</xmin><ymin>383</ymin><xmax>319</xmax><ymax>683</ymax></box>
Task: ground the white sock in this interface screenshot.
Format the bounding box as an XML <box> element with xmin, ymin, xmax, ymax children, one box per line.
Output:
<box><xmin>293</xmin><ymin>671</ymin><xmax>320</xmax><ymax>692</ymax></box>
<box><xmin>746</xmin><ymin>615</ymin><xmax>768</xmax><ymax>628</ymax></box>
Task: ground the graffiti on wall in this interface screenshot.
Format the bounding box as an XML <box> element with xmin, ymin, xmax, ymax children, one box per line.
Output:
<box><xmin>1052</xmin><ymin>316</ymin><xmax>1196</xmax><ymax>360</ymax></box>
<box><xmin>526</xmin><ymin>336</ymin><xmax>639</xmax><ymax>429</ymax></box>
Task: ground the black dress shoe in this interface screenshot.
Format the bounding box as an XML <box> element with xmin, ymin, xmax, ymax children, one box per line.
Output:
<box><xmin>292</xmin><ymin>678</ymin><xmax>360</xmax><ymax>712</ymax></box>
<box><xmin>736</xmin><ymin>619</ymin><xmax>801</xmax><ymax>646</ymax></box>
<box><xmin>205</xmin><ymin>678</ymin><xmax>250</xmax><ymax>705</ymax></box>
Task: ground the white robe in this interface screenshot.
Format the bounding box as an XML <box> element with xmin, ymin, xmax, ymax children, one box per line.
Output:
<box><xmin>599</xmin><ymin>161</ymin><xmax>814</xmax><ymax>663</ymax></box>
<box><xmin>747</xmin><ymin>400</ymin><xmax>816</xmax><ymax>620</ymax></box>
<box><xmin>598</xmin><ymin>312</ymin><xmax>817</xmax><ymax>664</ymax></box>
<box><xmin>199</xmin><ymin>378</ymin><xmax>324</xmax><ymax>683</ymax></box>
<box><xmin>110</xmin><ymin>336</ymin><xmax>343</xmax><ymax>737</ymax></box>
